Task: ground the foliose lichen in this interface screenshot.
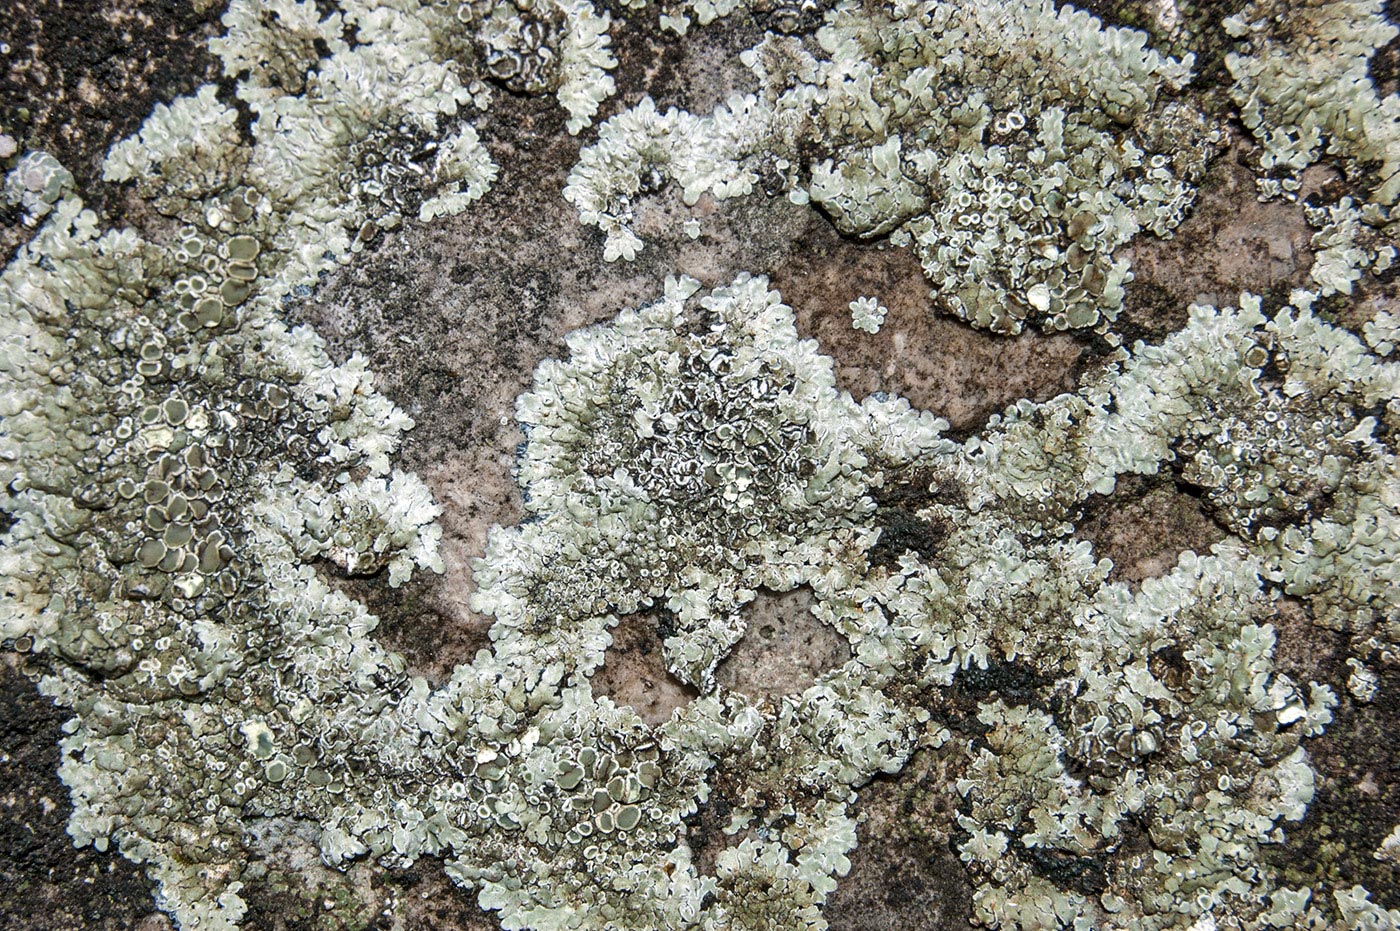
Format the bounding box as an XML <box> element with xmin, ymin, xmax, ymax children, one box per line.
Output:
<box><xmin>3</xmin><ymin>1</ymin><xmax>1400</xmax><ymax>930</ymax></box>
<box><xmin>565</xmin><ymin>0</ymin><xmax>1224</xmax><ymax>335</ymax></box>
<box><xmin>1225</xmin><ymin>0</ymin><xmax>1400</xmax><ymax>205</ymax></box>
<box><xmin>1303</xmin><ymin>196</ymin><xmax>1397</xmax><ymax>296</ymax></box>
<box><xmin>4</xmin><ymin>148</ymin><xmax>73</xmax><ymax>231</ymax></box>
<box><xmin>848</xmin><ymin>296</ymin><xmax>887</xmax><ymax>334</ymax></box>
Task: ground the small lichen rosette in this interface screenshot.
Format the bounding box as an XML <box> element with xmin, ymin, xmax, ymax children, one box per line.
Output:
<box><xmin>3</xmin><ymin>149</ymin><xmax>74</xmax><ymax>225</ymax></box>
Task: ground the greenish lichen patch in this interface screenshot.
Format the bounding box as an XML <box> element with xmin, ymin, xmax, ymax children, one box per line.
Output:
<box><xmin>566</xmin><ymin>0</ymin><xmax>1223</xmax><ymax>335</ymax></box>
<box><xmin>1226</xmin><ymin>0</ymin><xmax>1400</xmax><ymax>204</ymax></box>
<box><xmin>5</xmin><ymin>1</ymin><xmax>1400</xmax><ymax>929</ymax></box>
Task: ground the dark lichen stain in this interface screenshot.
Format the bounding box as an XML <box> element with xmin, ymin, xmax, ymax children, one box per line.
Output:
<box><xmin>238</xmin><ymin>874</ymin><xmax>375</xmax><ymax>931</ymax></box>
<box><xmin>827</xmin><ymin>750</ymin><xmax>974</xmax><ymax>931</ymax></box>
<box><xmin>294</xmin><ymin>90</ymin><xmax>580</xmax><ymax>466</ymax></box>
<box><xmin>0</xmin><ymin>0</ymin><xmax>224</xmax><ymax>247</ymax></box>
<box><xmin>955</xmin><ymin>661</ymin><xmax>1054</xmax><ymax>709</ymax></box>
<box><xmin>870</xmin><ymin>506</ymin><xmax>950</xmax><ymax>566</ymax></box>
<box><xmin>1267</xmin><ymin>663</ymin><xmax>1400</xmax><ymax>912</ymax></box>
<box><xmin>606</xmin><ymin>7</ymin><xmax>763</xmax><ymax>119</ymax></box>
<box><xmin>683</xmin><ymin>792</ymin><xmax>754</xmax><ymax>880</ymax></box>
<box><xmin>376</xmin><ymin>859</ymin><xmax>499</xmax><ymax>931</ymax></box>
<box><xmin>0</xmin><ymin>662</ymin><xmax>164</xmax><ymax>931</ymax></box>
<box><xmin>332</xmin><ymin>571</ymin><xmax>491</xmax><ymax>688</ymax></box>
<box><xmin>1372</xmin><ymin>0</ymin><xmax>1400</xmax><ymax>97</ymax></box>
<box><xmin>1117</xmin><ymin>277</ymin><xmax>1192</xmax><ymax>346</ymax></box>
<box><xmin>868</xmin><ymin>468</ymin><xmax>962</xmax><ymax>567</ymax></box>
<box><xmin>1022</xmin><ymin>842</ymin><xmax>1109</xmax><ymax>897</ymax></box>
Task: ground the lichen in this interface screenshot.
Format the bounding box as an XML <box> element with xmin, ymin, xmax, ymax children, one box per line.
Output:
<box><xmin>1303</xmin><ymin>196</ymin><xmax>1397</xmax><ymax>296</ymax></box>
<box><xmin>848</xmin><ymin>296</ymin><xmax>887</xmax><ymax>334</ymax></box>
<box><xmin>3</xmin><ymin>149</ymin><xmax>74</xmax><ymax>226</ymax></box>
<box><xmin>1225</xmin><ymin>0</ymin><xmax>1400</xmax><ymax>205</ymax></box>
<box><xmin>4</xmin><ymin>1</ymin><xmax>1400</xmax><ymax>930</ymax></box>
<box><xmin>565</xmin><ymin>0</ymin><xmax>1223</xmax><ymax>335</ymax></box>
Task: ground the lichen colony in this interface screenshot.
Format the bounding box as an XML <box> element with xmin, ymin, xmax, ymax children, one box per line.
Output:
<box><xmin>1</xmin><ymin>0</ymin><xmax>1399</xmax><ymax>930</ymax></box>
